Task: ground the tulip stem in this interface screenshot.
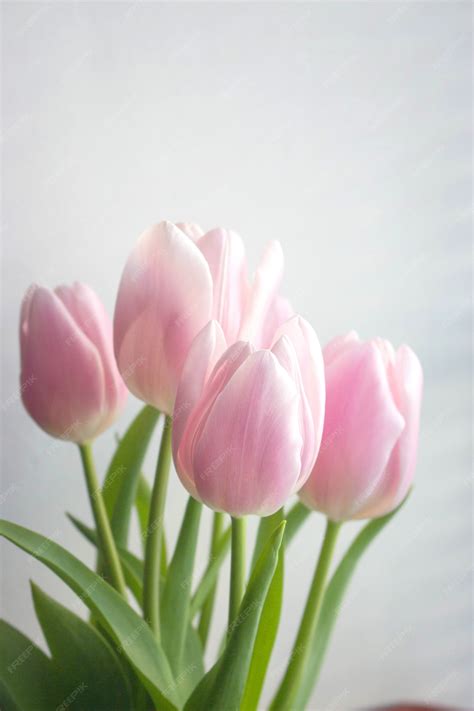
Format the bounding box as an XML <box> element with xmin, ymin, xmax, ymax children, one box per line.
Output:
<box><xmin>228</xmin><ymin>516</ymin><xmax>246</xmax><ymax>636</ymax></box>
<box><xmin>198</xmin><ymin>510</ymin><xmax>225</xmax><ymax>649</ymax></box>
<box><xmin>78</xmin><ymin>443</ymin><xmax>127</xmax><ymax>597</ymax></box>
<box><xmin>142</xmin><ymin>415</ymin><xmax>173</xmax><ymax>640</ymax></box>
<box><xmin>270</xmin><ymin>518</ymin><xmax>341</xmax><ymax>711</ymax></box>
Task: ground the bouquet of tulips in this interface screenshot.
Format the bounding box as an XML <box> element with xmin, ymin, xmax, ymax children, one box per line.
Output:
<box><xmin>0</xmin><ymin>221</ymin><xmax>423</xmax><ymax>711</ymax></box>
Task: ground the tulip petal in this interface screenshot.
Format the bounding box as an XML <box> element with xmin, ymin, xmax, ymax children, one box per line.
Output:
<box><xmin>300</xmin><ymin>342</ymin><xmax>405</xmax><ymax>521</ymax></box>
<box><xmin>197</xmin><ymin>228</ymin><xmax>247</xmax><ymax>344</ymax></box>
<box><xmin>271</xmin><ymin>335</ymin><xmax>315</xmax><ymax>486</ymax></box>
<box><xmin>239</xmin><ymin>241</ymin><xmax>284</xmax><ymax>347</ymax></box>
<box><xmin>19</xmin><ymin>285</ymin><xmax>37</xmax><ymax>355</ymax></box>
<box><xmin>176</xmin><ymin>222</ymin><xmax>204</xmax><ymax>242</ymax></box>
<box><xmin>323</xmin><ymin>331</ymin><xmax>360</xmax><ymax>366</ymax></box>
<box><xmin>259</xmin><ymin>294</ymin><xmax>294</xmax><ymax>348</ymax></box>
<box><xmin>357</xmin><ymin>345</ymin><xmax>423</xmax><ymax>518</ymax></box>
<box><xmin>55</xmin><ymin>283</ymin><xmax>127</xmax><ymax>426</ymax></box>
<box><xmin>172</xmin><ymin>321</ymin><xmax>227</xmax><ymax>493</ymax></box>
<box><xmin>20</xmin><ymin>287</ymin><xmax>105</xmax><ymax>443</ymax></box>
<box><xmin>114</xmin><ymin>221</ymin><xmax>213</xmax><ymax>413</ymax></box>
<box><xmin>272</xmin><ymin>315</ymin><xmax>325</xmax><ymax>480</ymax></box>
<box><xmin>192</xmin><ymin>350</ymin><xmax>302</xmax><ymax>516</ymax></box>
<box><xmin>176</xmin><ymin>340</ymin><xmax>253</xmax><ymax>497</ymax></box>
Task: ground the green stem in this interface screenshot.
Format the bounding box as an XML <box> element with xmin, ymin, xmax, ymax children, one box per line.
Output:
<box><xmin>198</xmin><ymin>511</ymin><xmax>225</xmax><ymax>648</ymax></box>
<box><xmin>228</xmin><ymin>516</ymin><xmax>246</xmax><ymax>635</ymax></box>
<box><xmin>78</xmin><ymin>443</ymin><xmax>127</xmax><ymax>597</ymax></box>
<box><xmin>271</xmin><ymin>518</ymin><xmax>341</xmax><ymax>711</ymax></box>
<box><xmin>142</xmin><ymin>416</ymin><xmax>172</xmax><ymax>640</ymax></box>
<box><xmin>191</xmin><ymin>525</ymin><xmax>231</xmax><ymax>618</ymax></box>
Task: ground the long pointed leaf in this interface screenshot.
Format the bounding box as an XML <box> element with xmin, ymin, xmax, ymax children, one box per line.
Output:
<box><xmin>67</xmin><ymin>513</ymin><xmax>144</xmax><ymax>606</ymax></box>
<box><xmin>135</xmin><ymin>474</ymin><xmax>168</xmax><ymax>577</ymax></box>
<box><xmin>161</xmin><ymin>497</ymin><xmax>202</xmax><ymax>676</ymax></box>
<box><xmin>68</xmin><ymin>511</ymin><xmax>202</xmax><ymax>697</ymax></box>
<box><xmin>0</xmin><ymin>520</ymin><xmax>179</xmax><ymax>710</ymax></box>
<box><xmin>0</xmin><ymin>620</ymin><xmax>64</xmax><ymax>711</ymax></box>
<box><xmin>190</xmin><ymin>502</ymin><xmax>307</xmax><ymax>624</ymax></box>
<box><xmin>293</xmin><ymin>496</ymin><xmax>409</xmax><ymax>708</ymax></box>
<box><xmin>285</xmin><ymin>501</ymin><xmax>311</xmax><ymax>544</ymax></box>
<box><xmin>242</xmin><ymin>509</ymin><xmax>285</xmax><ymax>711</ymax></box>
<box><xmin>179</xmin><ymin>625</ymin><xmax>206</xmax><ymax>700</ymax></box>
<box><xmin>31</xmin><ymin>583</ymin><xmax>133</xmax><ymax>711</ymax></box>
<box><xmin>184</xmin><ymin>521</ymin><xmax>286</xmax><ymax>711</ymax></box>
<box><xmin>103</xmin><ymin>406</ymin><xmax>160</xmax><ymax>546</ymax></box>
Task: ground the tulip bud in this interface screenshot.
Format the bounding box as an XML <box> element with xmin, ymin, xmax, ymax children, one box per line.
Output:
<box><xmin>300</xmin><ymin>332</ymin><xmax>423</xmax><ymax>521</ymax></box>
<box><xmin>114</xmin><ymin>221</ymin><xmax>292</xmax><ymax>414</ymax></box>
<box><xmin>172</xmin><ymin>316</ymin><xmax>325</xmax><ymax>517</ymax></box>
<box><xmin>20</xmin><ymin>283</ymin><xmax>127</xmax><ymax>443</ymax></box>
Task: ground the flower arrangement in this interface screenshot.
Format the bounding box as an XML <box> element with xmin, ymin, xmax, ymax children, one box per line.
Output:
<box><xmin>0</xmin><ymin>221</ymin><xmax>423</xmax><ymax>711</ymax></box>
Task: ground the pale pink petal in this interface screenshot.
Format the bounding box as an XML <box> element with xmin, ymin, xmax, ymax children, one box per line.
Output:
<box><xmin>176</xmin><ymin>222</ymin><xmax>204</xmax><ymax>241</ymax></box>
<box><xmin>300</xmin><ymin>341</ymin><xmax>405</xmax><ymax>521</ymax></box>
<box><xmin>172</xmin><ymin>321</ymin><xmax>227</xmax><ymax>493</ymax></box>
<box><xmin>19</xmin><ymin>284</ymin><xmax>37</xmax><ymax>355</ymax></box>
<box><xmin>271</xmin><ymin>335</ymin><xmax>315</xmax><ymax>487</ymax></box>
<box><xmin>238</xmin><ymin>241</ymin><xmax>284</xmax><ymax>347</ymax></box>
<box><xmin>323</xmin><ymin>331</ymin><xmax>360</xmax><ymax>366</ymax></box>
<box><xmin>373</xmin><ymin>337</ymin><xmax>397</xmax><ymax>369</ymax></box>
<box><xmin>259</xmin><ymin>294</ymin><xmax>294</xmax><ymax>348</ymax></box>
<box><xmin>55</xmin><ymin>282</ymin><xmax>127</xmax><ymax>424</ymax></box>
<box><xmin>356</xmin><ymin>345</ymin><xmax>423</xmax><ymax>518</ymax></box>
<box><xmin>197</xmin><ymin>228</ymin><xmax>247</xmax><ymax>343</ymax></box>
<box><xmin>20</xmin><ymin>287</ymin><xmax>105</xmax><ymax>443</ymax></box>
<box><xmin>272</xmin><ymin>316</ymin><xmax>326</xmax><ymax>478</ymax></box>
<box><xmin>176</xmin><ymin>340</ymin><xmax>253</xmax><ymax>495</ymax></box>
<box><xmin>114</xmin><ymin>221</ymin><xmax>213</xmax><ymax>413</ymax></box>
<box><xmin>192</xmin><ymin>350</ymin><xmax>302</xmax><ymax>516</ymax></box>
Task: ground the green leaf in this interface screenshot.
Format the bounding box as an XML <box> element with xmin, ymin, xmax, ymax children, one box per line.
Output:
<box><xmin>178</xmin><ymin>625</ymin><xmax>205</xmax><ymax>700</ymax></box>
<box><xmin>242</xmin><ymin>510</ymin><xmax>285</xmax><ymax>711</ymax></box>
<box><xmin>184</xmin><ymin>521</ymin><xmax>286</xmax><ymax>711</ymax></box>
<box><xmin>31</xmin><ymin>583</ymin><xmax>133</xmax><ymax>711</ymax></box>
<box><xmin>135</xmin><ymin>475</ymin><xmax>168</xmax><ymax>578</ymax></box>
<box><xmin>285</xmin><ymin>501</ymin><xmax>311</xmax><ymax>544</ymax></box>
<box><xmin>190</xmin><ymin>525</ymin><xmax>231</xmax><ymax>618</ymax></box>
<box><xmin>103</xmin><ymin>405</ymin><xmax>160</xmax><ymax>547</ymax></box>
<box><xmin>0</xmin><ymin>620</ymin><xmax>64</xmax><ymax>711</ymax></box>
<box><xmin>66</xmin><ymin>514</ymin><xmax>201</xmax><ymax>704</ymax></box>
<box><xmin>70</xmin><ymin>505</ymin><xmax>204</xmax><ymax>703</ymax></box>
<box><xmin>189</xmin><ymin>501</ymin><xmax>304</xmax><ymax>629</ymax></box>
<box><xmin>294</xmin><ymin>496</ymin><xmax>410</xmax><ymax>708</ymax></box>
<box><xmin>161</xmin><ymin>497</ymin><xmax>202</xmax><ymax>676</ymax></box>
<box><xmin>0</xmin><ymin>519</ymin><xmax>180</xmax><ymax>711</ymax></box>
<box><xmin>67</xmin><ymin>513</ymin><xmax>145</xmax><ymax>607</ymax></box>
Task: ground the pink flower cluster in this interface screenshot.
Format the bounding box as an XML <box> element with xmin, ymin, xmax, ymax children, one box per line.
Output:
<box><xmin>20</xmin><ymin>221</ymin><xmax>423</xmax><ymax>521</ymax></box>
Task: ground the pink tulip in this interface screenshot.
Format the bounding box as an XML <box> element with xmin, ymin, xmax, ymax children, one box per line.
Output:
<box><xmin>113</xmin><ymin>221</ymin><xmax>292</xmax><ymax>414</ymax></box>
<box><xmin>172</xmin><ymin>316</ymin><xmax>325</xmax><ymax>516</ymax></box>
<box><xmin>300</xmin><ymin>332</ymin><xmax>423</xmax><ymax>521</ymax></box>
<box><xmin>20</xmin><ymin>283</ymin><xmax>127</xmax><ymax>443</ymax></box>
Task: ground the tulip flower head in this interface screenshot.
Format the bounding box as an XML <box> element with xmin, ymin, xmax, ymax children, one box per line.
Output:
<box><xmin>300</xmin><ymin>332</ymin><xmax>423</xmax><ymax>521</ymax></box>
<box><xmin>172</xmin><ymin>316</ymin><xmax>325</xmax><ymax>517</ymax></box>
<box><xmin>20</xmin><ymin>283</ymin><xmax>127</xmax><ymax>443</ymax></box>
<box><xmin>113</xmin><ymin>221</ymin><xmax>292</xmax><ymax>414</ymax></box>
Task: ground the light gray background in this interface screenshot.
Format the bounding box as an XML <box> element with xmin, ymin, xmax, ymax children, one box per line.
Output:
<box><xmin>1</xmin><ymin>2</ymin><xmax>472</xmax><ymax>709</ymax></box>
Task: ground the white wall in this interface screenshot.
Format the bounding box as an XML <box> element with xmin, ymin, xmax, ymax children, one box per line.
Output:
<box><xmin>1</xmin><ymin>2</ymin><xmax>472</xmax><ymax>708</ymax></box>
